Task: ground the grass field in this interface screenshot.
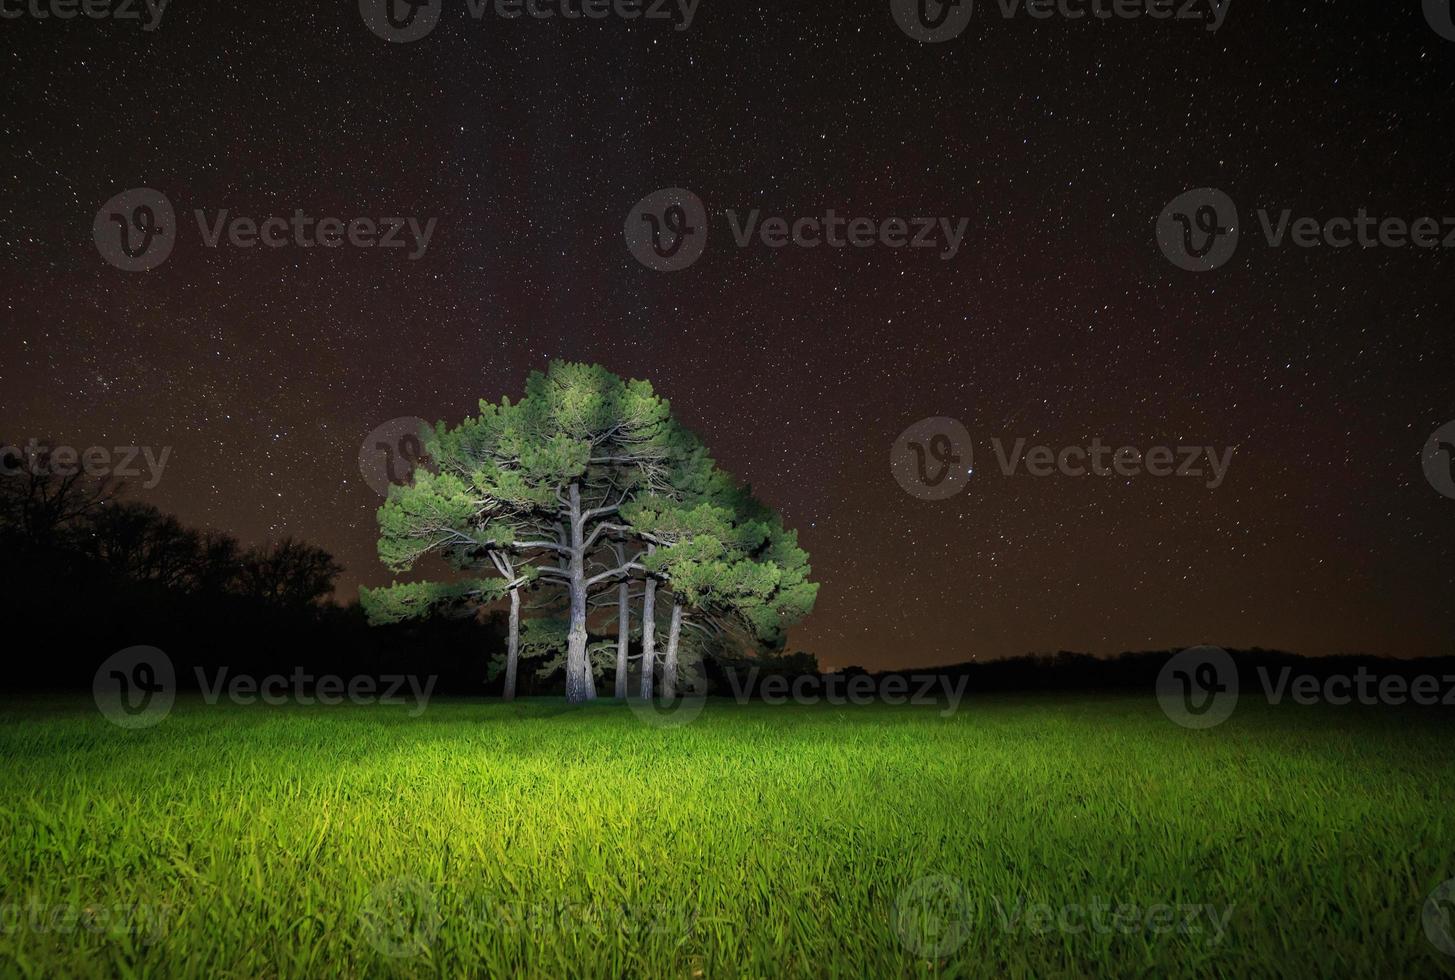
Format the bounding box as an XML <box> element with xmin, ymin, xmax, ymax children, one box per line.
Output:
<box><xmin>1</xmin><ymin>695</ymin><xmax>1453</xmax><ymax>978</ymax></box>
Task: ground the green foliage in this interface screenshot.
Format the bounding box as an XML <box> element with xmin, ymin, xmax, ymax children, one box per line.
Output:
<box><xmin>518</xmin><ymin>617</ymin><xmax>619</xmax><ymax>682</ymax></box>
<box><xmin>359</xmin><ymin>579</ymin><xmax>510</xmax><ymax>626</ymax></box>
<box><xmin>719</xmin><ymin>649</ymin><xmax>821</xmax><ymax>677</ymax></box>
<box><xmin>626</xmin><ymin>482</ymin><xmax>819</xmax><ymax>651</ymax></box>
<box><xmin>373</xmin><ymin>360</ymin><xmax>688</xmax><ymax>582</ymax></box>
<box><xmin>368</xmin><ymin>361</ymin><xmax>819</xmax><ymax>674</ymax></box>
<box><xmin>521</xmin><ymin>617</ymin><xmax>570</xmax><ymax>678</ymax></box>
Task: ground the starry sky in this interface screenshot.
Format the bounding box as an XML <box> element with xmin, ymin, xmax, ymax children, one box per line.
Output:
<box><xmin>4</xmin><ymin>0</ymin><xmax>1454</xmax><ymax>668</ymax></box>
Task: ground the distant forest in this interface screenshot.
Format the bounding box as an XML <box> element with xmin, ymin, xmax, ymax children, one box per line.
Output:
<box><xmin>3</xmin><ymin>439</ymin><xmax>1447</xmax><ymax>696</ymax></box>
<box><xmin>0</xmin><ymin>442</ymin><xmax>514</xmax><ymax>692</ymax></box>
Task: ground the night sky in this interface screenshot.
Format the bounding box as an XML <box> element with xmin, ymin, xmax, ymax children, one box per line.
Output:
<box><xmin>4</xmin><ymin>0</ymin><xmax>1454</xmax><ymax>668</ymax></box>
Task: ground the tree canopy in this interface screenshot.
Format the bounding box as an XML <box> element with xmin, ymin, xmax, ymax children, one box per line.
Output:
<box><xmin>362</xmin><ymin>362</ymin><xmax>819</xmax><ymax>704</ymax></box>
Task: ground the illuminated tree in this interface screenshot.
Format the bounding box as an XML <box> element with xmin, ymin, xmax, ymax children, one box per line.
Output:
<box><xmin>362</xmin><ymin>362</ymin><xmax>818</xmax><ymax>706</ymax></box>
<box><xmin>362</xmin><ymin>362</ymin><xmax>693</xmax><ymax>704</ymax></box>
<box><xmin>627</xmin><ymin>484</ymin><xmax>818</xmax><ymax>699</ymax></box>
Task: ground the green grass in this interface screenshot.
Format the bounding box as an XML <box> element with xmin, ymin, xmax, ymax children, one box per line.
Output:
<box><xmin>1</xmin><ymin>695</ymin><xmax>1453</xmax><ymax>978</ymax></box>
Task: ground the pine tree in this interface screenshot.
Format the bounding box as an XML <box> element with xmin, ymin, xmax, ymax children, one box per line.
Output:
<box><xmin>626</xmin><ymin>481</ymin><xmax>819</xmax><ymax>699</ymax></box>
<box><xmin>362</xmin><ymin>361</ymin><xmax>696</xmax><ymax>704</ymax></box>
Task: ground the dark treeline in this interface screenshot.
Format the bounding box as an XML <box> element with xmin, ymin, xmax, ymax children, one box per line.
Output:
<box><xmin>864</xmin><ymin>649</ymin><xmax>1455</xmax><ymax>694</ymax></box>
<box><xmin>0</xmin><ymin>442</ymin><xmax>515</xmax><ymax>693</ymax></box>
<box><xmin>4</xmin><ymin>441</ymin><xmax>1444</xmax><ymax>697</ymax></box>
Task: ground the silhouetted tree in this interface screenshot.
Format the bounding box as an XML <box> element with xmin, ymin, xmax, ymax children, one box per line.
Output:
<box><xmin>0</xmin><ymin>440</ymin><xmax>119</xmax><ymax>548</ymax></box>
<box><xmin>238</xmin><ymin>539</ymin><xmax>343</xmax><ymax>610</ymax></box>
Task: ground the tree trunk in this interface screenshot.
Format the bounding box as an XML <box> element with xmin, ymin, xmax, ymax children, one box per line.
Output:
<box><xmin>614</xmin><ymin>579</ymin><xmax>630</xmax><ymax>699</ymax></box>
<box><xmin>663</xmin><ymin>600</ymin><xmax>683</xmax><ymax>700</ymax></box>
<box><xmin>564</xmin><ymin>483</ymin><xmax>595</xmax><ymax>704</ymax></box>
<box><xmin>503</xmin><ymin>587</ymin><xmax>520</xmax><ymax>701</ymax></box>
<box><xmin>639</xmin><ymin>547</ymin><xmax>657</xmax><ymax>699</ymax></box>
